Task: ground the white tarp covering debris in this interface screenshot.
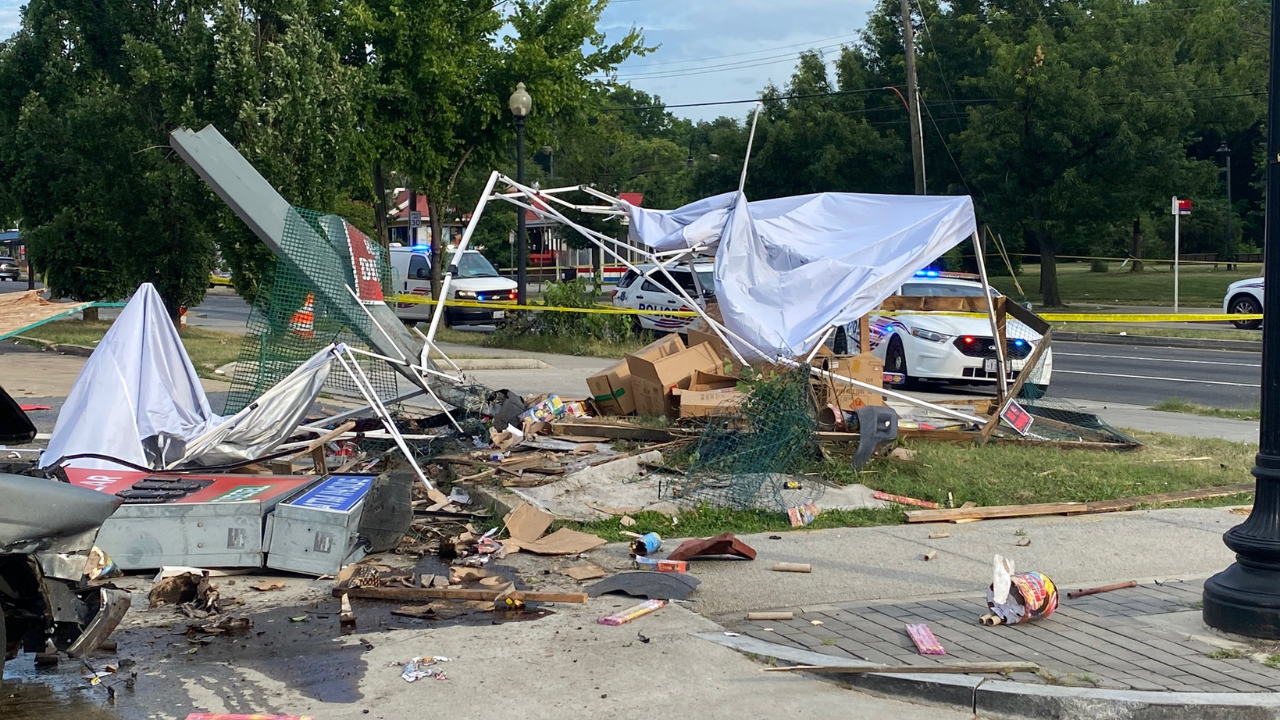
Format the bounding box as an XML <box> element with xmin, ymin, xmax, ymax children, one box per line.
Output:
<box><xmin>624</xmin><ymin>191</ymin><xmax>977</xmax><ymax>357</ymax></box>
<box><xmin>41</xmin><ymin>284</ymin><xmax>330</xmax><ymax>471</ymax></box>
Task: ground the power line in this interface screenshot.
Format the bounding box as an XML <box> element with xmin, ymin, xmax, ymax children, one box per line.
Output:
<box><xmin>602</xmin><ymin>86</ymin><xmax>891</xmax><ymax>112</ymax></box>
<box><xmin>613</xmin><ymin>41</ymin><xmax>850</xmax><ymax>80</ymax></box>
<box><xmin>615</xmin><ymin>31</ymin><xmax>862</xmax><ymax>70</ymax></box>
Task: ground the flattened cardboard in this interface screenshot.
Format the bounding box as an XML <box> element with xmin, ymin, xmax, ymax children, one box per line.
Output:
<box><xmin>627</xmin><ymin>343</ymin><xmax>721</xmax><ymax>418</ymax></box>
<box><xmin>562</xmin><ymin>564</ymin><xmax>607</xmax><ymax>581</ymax></box>
<box><xmin>587</xmin><ymin>334</ymin><xmax>684</xmax><ymax>416</ymax></box>
<box><xmin>518</xmin><ymin>528</ymin><xmax>607</xmax><ymax>555</ymax></box>
<box><xmin>504</xmin><ymin>502</ymin><xmax>553</xmax><ymax>543</ymax></box>
<box><xmin>673</xmin><ymin>388</ymin><xmax>747</xmax><ymax>418</ymax></box>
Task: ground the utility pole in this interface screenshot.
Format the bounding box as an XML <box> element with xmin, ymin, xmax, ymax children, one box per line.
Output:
<box><xmin>900</xmin><ymin>0</ymin><xmax>926</xmax><ymax>195</ymax></box>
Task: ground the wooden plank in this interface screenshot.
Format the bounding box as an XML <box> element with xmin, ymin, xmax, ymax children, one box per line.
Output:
<box><xmin>549</xmin><ymin>421</ymin><xmax>685</xmax><ymax>443</ymax></box>
<box><xmin>1084</xmin><ymin>483</ymin><xmax>1253</xmax><ymax>513</ymax></box>
<box><xmin>763</xmin><ymin>661</ymin><xmax>1040</xmax><ymax>675</ymax></box>
<box><xmin>904</xmin><ymin>502</ymin><xmax>1089</xmax><ymax>524</ymax></box>
<box><xmin>338</xmin><ymin>586</ymin><xmax>588</xmax><ymax>604</ymax></box>
<box><xmin>1006</xmin><ymin>298</ymin><xmax>1051</xmax><ymax>335</ymax></box>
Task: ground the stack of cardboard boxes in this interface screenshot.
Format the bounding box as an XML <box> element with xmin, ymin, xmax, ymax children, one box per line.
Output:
<box><xmin>586</xmin><ymin>308</ymin><xmax>887</xmax><ymax>420</ymax></box>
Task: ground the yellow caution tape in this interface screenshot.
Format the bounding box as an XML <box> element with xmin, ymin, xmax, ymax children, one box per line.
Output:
<box><xmin>395</xmin><ymin>295</ymin><xmax>1261</xmax><ymax>323</ymax></box>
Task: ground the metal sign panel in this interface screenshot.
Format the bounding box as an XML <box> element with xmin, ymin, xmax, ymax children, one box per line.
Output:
<box><xmin>266</xmin><ymin>474</ymin><xmax>377</xmax><ymax>576</ymax></box>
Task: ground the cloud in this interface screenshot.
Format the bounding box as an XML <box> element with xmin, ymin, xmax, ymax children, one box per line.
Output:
<box><xmin>601</xmin><ymin>0</ymin><xmax>879</xmax><ymax>121</ymax></box>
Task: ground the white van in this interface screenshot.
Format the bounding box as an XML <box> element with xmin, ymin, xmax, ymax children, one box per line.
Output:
<box><xmin>389</xmin><ymin>246</ymin><xmax>517</xmax><ymax>326</ymax></box>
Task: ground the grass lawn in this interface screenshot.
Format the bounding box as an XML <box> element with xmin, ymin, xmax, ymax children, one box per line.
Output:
<box><xmin>1152</xmin><ymin>399</ymin><xmax>1260</xmax><ymax>421</ymax></box>
<box><xmin>559</xmin><ymin>429</ymin><xmax>1255</xmax><ymax>541</ymax></box>
<box><xmin>989</xmin><ymin>262</ymin><xmax>1256</xmax><ymax>308</ymax></box>
<box><xmin>19</xmin><ymin>319</ymin><xmax>242</xmax><ymax>378</ymax></box>
<box><xmin>433</xmin><ymin>326</ymin><xmax>655</xmax><ymax>359</ymax></box>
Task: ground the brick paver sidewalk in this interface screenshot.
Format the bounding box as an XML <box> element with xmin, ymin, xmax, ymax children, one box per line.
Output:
<box><xmin>733</xmin><ymin>579</ymin><xmax>1280</xmax><ymax>692</ymax></box>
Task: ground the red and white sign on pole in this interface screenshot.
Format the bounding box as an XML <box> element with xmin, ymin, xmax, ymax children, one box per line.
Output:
<box><xmin>345</xmin><ymin>221</ymin><xmax>386</xmax><ymax>305</ymax></box>
<box><xmin>1171</xmin><ymin>196</ymin><xmax>1191</xmax><ymax>312</ymax></box>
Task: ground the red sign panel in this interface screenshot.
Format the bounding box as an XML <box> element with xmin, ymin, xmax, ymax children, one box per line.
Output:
<box><xmin>1176</xmin><ymin>198</ymin><xmax>1192</xmax><ymax>215</ymax></box>
<box><xmin>64</xmin><ymin>469</ymin><xmax>315</xmax><ymax>506</ymax></box>
<box><xmin>345</xmin><ymin>221</ymin><xmax>386</xmax><ymax>304</ymax></box>
<box><xmin>1001</xmin><ymin>400</ymin><xmax>1035</xmax><ymax>436</ymax></box>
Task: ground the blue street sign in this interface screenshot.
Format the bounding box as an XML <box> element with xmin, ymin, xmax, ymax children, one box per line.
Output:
<box><xmin>287</xmin><ymin>475</ymin><xmax>376</xmax><ymax>513</ymax></box>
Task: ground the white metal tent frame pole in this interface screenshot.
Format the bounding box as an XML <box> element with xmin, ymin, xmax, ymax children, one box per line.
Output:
<box><xmin>971</xmin><ymin>230</ymin><xmax>1008</xmax><ymax>398</ymax></box>
<box><xmin>340</xmin><ymin>345</ymin><xmax>464</xmax><ymax>433</ymax></box>
<box><xmin>493</xmin><ymin>178</ymin><xmax>760</xmax><ymax>366</ymax></box>
<box><xmin>332</xmin><ymin>346</ymin><xmax>437</xmax><ymax>494</ymax></box>
<box><xmin>426</xmin><ymin>170</ymin><xmax>501</xmax><ymax>345</ymax></box>
<box><xmin>739</xmin><ymin>104</ymin><xmax>763</xmax><ymax>194</ymax></box>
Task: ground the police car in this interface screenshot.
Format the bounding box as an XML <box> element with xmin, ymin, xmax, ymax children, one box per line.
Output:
<box><xmin>859</xmin><ymin>272</ymin><xmax>1053</xmax><ymax>394</ymax></box>
<box><xmin>611</xmin><ymin>262</ymin><xmax>715</xmax><ymax>335</ymax></box>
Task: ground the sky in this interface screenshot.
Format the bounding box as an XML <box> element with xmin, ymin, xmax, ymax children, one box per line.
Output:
<box><xmin>599</xmin><ymin>0</ymin><xmax>879</xmax><ymax>122</ymax></box>
<box><xmin>0</xmin><ymin>0</ymin><xmax>880</xmax><ymax>122</ymax></box>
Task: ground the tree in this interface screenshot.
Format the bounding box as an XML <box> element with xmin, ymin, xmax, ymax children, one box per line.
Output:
<box><xmin>346</xmin><ymin>0</ymin><xmax>648</xmax><ymax>296</ymax></box>
<box><xmin>0</xmin><ymin>0</ymin><xmax>359</xmax><ymax>315</ymax></box>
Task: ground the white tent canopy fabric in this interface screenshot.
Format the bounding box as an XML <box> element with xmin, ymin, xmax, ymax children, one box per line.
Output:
<box><xmin>624</xmin><ymin>191</ymin><xmax>978</xmax><ymax>358</ymax></box>
<box><xmin>41</xmin><ymin>284</ymin><xmax>330</xmax><ymax>471</ymax></box>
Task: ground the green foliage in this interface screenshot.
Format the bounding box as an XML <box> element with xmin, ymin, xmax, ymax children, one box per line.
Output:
<box><xmin>1089</xmin><ymin>259</ymin><xmax>1109</xmax><ymax>273</ymax></box>
<box><xmin>493</xmin><ymin>278</ymin><xmax>631</xmax><ymax>343</ymax></box>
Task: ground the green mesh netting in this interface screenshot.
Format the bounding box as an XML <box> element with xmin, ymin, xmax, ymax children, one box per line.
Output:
<box><xmin>663</xmin><ymin>369</ymin><xmax>827</xmax><ymax>511</ymax></box>
<box><xmin>224</xmin><ymin>208</ymin><xmax>401</xmax><ymax>414</ymax></box>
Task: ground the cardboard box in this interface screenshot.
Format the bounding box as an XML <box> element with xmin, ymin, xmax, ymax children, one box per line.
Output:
<box><xmin>586</xmin><ymin>334</ymin><xmax>684</xmax><ymax>415</ymax></box>
<box><xmin>811</xmin><ymin>353</ymin><xmax>886</xmax><ymax>409</ymax></box>
<box><xmin>673</xmin><ymin>387</ymin><xmax>746</xmax><ymax>418</ymax></box>
<box><xmin>689</xmin><ymin>369</ymin><xmax>739</xmax><ymax>391</ymax></box>
<box><xmin>628</xmin><ymin>342</ymin><xmax>722</xmax><ymax>418</ymax></box>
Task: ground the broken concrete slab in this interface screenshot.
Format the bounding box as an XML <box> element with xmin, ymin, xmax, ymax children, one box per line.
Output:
<box><xmin>586</xmin><ymin>571</ymin><xmax>701</xmax><ymax>601</ymax></box>
<box><xmin>503</xmin><ymin>450</ymin><xmax>676</xmax><ymax>521</ymax></box>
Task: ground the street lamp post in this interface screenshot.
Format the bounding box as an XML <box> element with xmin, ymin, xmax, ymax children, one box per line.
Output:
<box><xmin>1203</xmin><ymin>2</ymin><xmax>1280</xmax><ymax>638</ymax></box>
<box><xmin>1218</xmin><ymin>141</ymin><xmax>1234</xmax><ymax>270</ymax></box>
<box><xmin>509</xmin><ymin>82</ymin><xmax>532</xmax><ymax>305</ymax></box>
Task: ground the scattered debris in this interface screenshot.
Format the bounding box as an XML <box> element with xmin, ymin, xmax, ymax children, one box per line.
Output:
<box><xmin>251</xmin><ymin>581</ymin><xmax>286</xmax><ymax>592</ymax></box>
<box><xmin>619</xmin><ymin>515</ymin><xmax>637</xmax><ymax>527</ymax></box>
<box><xmin>633</xmin><ymin>556</ymin><xmax>688</xmax><ymax>573</ymax></box>
<box><xmin>630</xmin><ymin>532</ymin><xmax>663</xmax><ymax>556</ymax></box>
<box><xmin>1015</xmin><ymin>538</ymin><xmax>1032</xmax><ymax>547</ymax></box>
<box><xmin>922</xmin><ymin>551</ymin><xmax>937</xmax><ymax>561</ymax></box>
<box><xmin>586</xmin><ymin>571</ymin><xmax>700</xmax><ymax>601</ymax></box>
<box><xmin>927</xmin><ymin>532</ymin><xmax>950</xmax><ymax>539</ymax></box>
<box><xmin>873</xmin><ymin>491</ymin><xmax>939</xmax><ymax>509</ymax></box>
<box><xmin>340</xmin><ymin>593</ymin><xmax>357</xmax><ymax>630</ymax></box>
<box><xmin>391</xmin><ymin>605</ymin><xmax>437</xmax><ymax>619</ymax></box>
<box><xmin>341</xmin><ymin>586</ymin><xmax>588</xmax><ymax>604</ymax></box>
<box><xmin>905</xmin><ymin>623</ymin><xmax>945</xmax><ymax>655</ymax></box>
<box><xmin>787</xmin><ymin>501</ymin><xmax>820</xmax><ymax>527</ymax></box>
<box><xmin>982</xmin><ymin>555</ymin><xmax>1058</xmax><ymax>626</ymax></box>
<box><xmin>906</xmin><ymin>483</ymin><xmax>1254</xmax><ymax>524</ymax></box>
<box><xmin>399</xmin><ymin>656</ymin><xmax>451</xmax><ymax>682</ymax></box>
<box><xmin>1066</xmin><ymin>581</ymin><xmax>1137</xmax><ymax>600</ymax></box>
<box><xmin>562</xmin><ymin>565</ymin><xmax>607</xmax><ymax>581</ymax></box>
<box><xmin>772</xmin><ymin>562</ymin><xmax>811</xmax><ymax>573</ymax></box>
<box><xmin>666</xmin><ymin>533</ymin><xmax>757</xmax><ymax>562</ymax></box>
<box><xmin>598</xmin><ymin>599</ymin><xmax>665</xmax><ymax>626</ymax></box>
<box><xmin>747</xmin><ymin>611</ymin><xmax>794</xmax><ymax>621</ymax></box>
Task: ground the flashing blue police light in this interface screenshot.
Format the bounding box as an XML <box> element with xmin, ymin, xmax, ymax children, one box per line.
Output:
<box><xmin>1013</xmin><ymin>339</ymin><xmax>1026</xmax><ymax>347</ymax></box>
<box><xmin>914</xmin><ymin>270</ymin><xmax>940</xmax><ymax>278</ymax></box>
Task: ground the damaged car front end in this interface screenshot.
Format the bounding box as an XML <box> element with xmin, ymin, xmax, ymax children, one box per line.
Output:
<box><xmin>0</xmin><ymin>473</ymin><xmax>131</xmax><ymax>673</ymax></box>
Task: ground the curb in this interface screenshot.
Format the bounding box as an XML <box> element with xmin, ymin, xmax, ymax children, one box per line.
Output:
<box><xmin>1057</xmin><ymin>332</ymin><xmax>1261</xmax><ymax>352</ymax></box>
<box><xmin>12</xmin><ymin>335</ymin><xmax>96</xmax><ymax>357</ymax></box>
<box><xmin>699</xmin><ymin>633</ymin><xmax>1280</xmax><ymax>720</ymax></box>
<box><xmin>449</xmin><ymin>358</ymin><xmax>550</xmax><ymax>370</ymax></box>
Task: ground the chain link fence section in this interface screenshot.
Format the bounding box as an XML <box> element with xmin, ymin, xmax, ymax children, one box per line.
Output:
<box><xmin>663</xmin><ymin>368</ymin><xmax>826</xmax><ymax>511</ymax></box>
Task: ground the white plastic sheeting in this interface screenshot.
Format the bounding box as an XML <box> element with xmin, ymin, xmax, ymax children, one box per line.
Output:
<box><xmin>175</xmin><ymin>345</ymin><xmax>333</xmax><ymax>468</ymax></box>
<box><xmin>624</xmin><ymin>191</ymin><xmax>977</xmax><ymax>358</ymax></box>
<box><xmin>41</xmin><ymin>284</ymin><xmax>330</xmax><ymax>471</ymax></box>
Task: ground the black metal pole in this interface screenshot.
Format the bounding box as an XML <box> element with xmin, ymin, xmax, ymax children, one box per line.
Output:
<box><xmin>516</xmin><ymin>116</ymin><xmax>528</xmax><ymax>305</ymax></box>
<box><xmin>1203</xmin><ymin>0</ymin><xmax>1280</xmax><ymax>638</ymax></box>
<box><xmin>1226</xmin><ymin>150</ymin><xmax>1234</xmax><ymax>270</ymax></box>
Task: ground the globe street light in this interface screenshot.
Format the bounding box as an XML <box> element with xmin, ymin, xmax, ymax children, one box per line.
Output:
<box><xmin>509</xmin><ymin>82</ymin><xmax>532</xmax><ymax>305</ymax></box>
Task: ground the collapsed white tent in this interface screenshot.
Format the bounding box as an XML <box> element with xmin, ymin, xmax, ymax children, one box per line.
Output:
<box><xmin>40</xmin><ymin>284</ymin><xmax>332</xmax><ymax>471</ymax></box>
<box><xmin>624</xmin><ymin>191</ymin><xmax>977</xmax><ymax>358</ymax></box>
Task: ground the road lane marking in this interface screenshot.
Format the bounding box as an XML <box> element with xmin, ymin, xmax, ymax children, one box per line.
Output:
<box><xmin>1057</xmin><ymin>352</ymin><xmax>1260</xmax><ymax>368</ymax></box>
<box><xmin>1055</xmin><ymin>370</ymin><xmax>1260</xmax><ymax>388</ymax></box>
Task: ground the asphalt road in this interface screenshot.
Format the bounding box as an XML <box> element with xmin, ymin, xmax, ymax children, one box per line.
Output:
<box><xmin>1049</xmin><ymin>340</ymin><xmax>1259</xmax><ymax>409</ymax></box>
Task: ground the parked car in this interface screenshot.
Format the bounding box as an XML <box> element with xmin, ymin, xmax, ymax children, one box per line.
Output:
<box><xmin>390</xmin><ymin>246</ymin><xmax>517</xmax><ymax>327</ymax></box>
<box><xmin>859</xmin><ymin>273</ymin><xmax>1053</xmax><ymax>394</ymax></box>
<box><xmin>1223</xmin><ymin>277</ymin><xmax>1264</xmax><ymax>330</ymax></box>
<box><xmin>1</xmin><ymin>473</ymin><xmax>131</xmax><ymax>674</ymax></box>
<box><xmin>611</xmin><ymin>262</ymin><xmax>715</xmax><ymax>335</ymax></box>
<box><xmin>0</xmin><ymin>256</ymin><xmax>19</xmax><ymax>281</ymax></box>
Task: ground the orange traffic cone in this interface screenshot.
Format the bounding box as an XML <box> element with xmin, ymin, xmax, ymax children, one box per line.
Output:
<box><xmin>289</xmin><ymin>293</ymin><xmax>315</xmax><ymax>338</ymax></box>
